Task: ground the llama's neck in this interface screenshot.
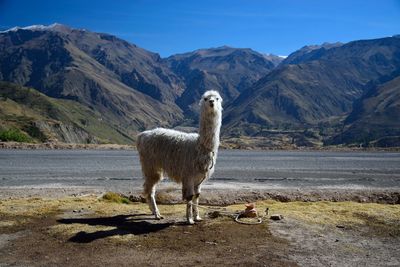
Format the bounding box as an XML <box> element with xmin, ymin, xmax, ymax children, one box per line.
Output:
<box><xmin>198</xmin><ymin>110</ymin><xmax>221</xmax><ymax>152</ymax></box>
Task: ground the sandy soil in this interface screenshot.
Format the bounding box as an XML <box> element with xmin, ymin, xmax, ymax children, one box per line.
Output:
<box><xmin>0</xmin><ymin>190</ymin><xmax>399</xmax><ymax>267</ymax></box>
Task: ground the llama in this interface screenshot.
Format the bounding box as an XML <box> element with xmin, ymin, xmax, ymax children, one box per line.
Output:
<box><xmin>136</xmin><ymin>90</ymin><xmax>222</xmax><ymax>224</ymax></box>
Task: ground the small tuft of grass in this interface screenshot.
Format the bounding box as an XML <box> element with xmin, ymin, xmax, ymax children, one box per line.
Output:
<box><xmin>102</xmin><ymin>192</ymin><xmax>131</xmax><ymax>204</ymax></box>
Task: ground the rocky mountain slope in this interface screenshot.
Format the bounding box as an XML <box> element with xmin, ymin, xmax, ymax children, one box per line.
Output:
<box><xmin>281</xmin><ymin>42</ymin><xmax>343</xmax><ymax>65</ymax></box>
<box><xmin>165</xmin><ymin>46</ymin><xmax>282</xmax><ymax>117</ymax></box>
<box><xmin>223</xmin><ymin>36</ymin><xmax>400</xmax><ymax>140</ymax></box>
<box><xmin>0</xmin><ymin>23</ymin><xmax>184</xmax><ymax>139</ymax></box>
<box><xmin>328</xmin><ymin>72</ymin><xmax>400</xmax><ymax>146</ymax></box>
<box><xmin>0</xmin><ymin>81</ymin><xmax>132</xmax><ymax>143</ymax></box>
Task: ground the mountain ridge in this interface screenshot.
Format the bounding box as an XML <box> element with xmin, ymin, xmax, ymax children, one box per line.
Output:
<box><xmin>1</xmin><ymin>24</ymin><xmax>399</xmax><ymax>147</ymax></box>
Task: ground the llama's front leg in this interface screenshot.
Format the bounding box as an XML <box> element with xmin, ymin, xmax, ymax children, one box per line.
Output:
<box><xmin>193</xmin><ymin>185</ymin><xmax>202</xmax><ymax>222</ymax></box>
<box><xmin>186</xmin><ymin>199</ymin><xmax>194</xmax><ymax>225</ymax></box>
<box><xmin>193</xmin><ymin>194</ymin><xmax>202</xmax><ymax>222</ymax></box>
<box><xmin>148</xmin><ymin>187</ymin><xmax>163</xmax><ymax>220</ymax></box>
<box><xmin>183</xmin><ymin>180</ymin><xmax>195</xmax><ymax>224</ymax></box>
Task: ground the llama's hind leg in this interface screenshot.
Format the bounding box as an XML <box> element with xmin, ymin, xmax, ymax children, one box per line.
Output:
<box><xmin>193</xmin><ymin>184</ymin><xmax>202</xmax><ymax>222</ymax></box>
<box><xmin>143</xmin><ymin>175</ymin><xmax>163</xmax><ymax>220</ymax></box>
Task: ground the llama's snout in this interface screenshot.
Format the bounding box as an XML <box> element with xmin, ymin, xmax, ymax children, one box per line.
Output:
<box><xmin>209</xmin><ymin>100</ymin><xmax>214</xmax><ymax>108</ymax></box>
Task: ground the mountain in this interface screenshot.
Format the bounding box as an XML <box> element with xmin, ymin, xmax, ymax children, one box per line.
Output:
<box><xmin>0</xmin><ymin>23</ymin><xmax>184</xmax><ymax>141</ymax></box>
<box><xmin>165</xmin><ymin>46</ymin><xmax>282</xmax><ymax>116</ymax></box>
<box><xmin>1</xmin><ymin>24</ymin><xmax>399</xmax><ymax>147</ymax></box>
<box><xmin>263</xmin><ymin>54</ymin><xmax>285</xmax><ymax>67</ymax></box>
<box><xmin>327</xmin><ymin>72</ymin><xmax>400</xmax><ymax>147</ymax></box>
<box><xmin>0</xmin><ymin>81</ymin><xmax>132</xmax><ymax>143</ymax></box>
<box><xmin>281</xmin><ymin>42</ymin><xmax>343</xmax><ymax>65</ymax></box>
<box><xmin>223</xmin><ymin>36</ymin><xmax>400</xmax><ymax>137</ymax></box>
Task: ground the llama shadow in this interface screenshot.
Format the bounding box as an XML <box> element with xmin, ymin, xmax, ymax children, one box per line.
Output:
<box><xmin>57</xmin><ymin>214</ymin><xmax>173</xmax><ymax>243</ymax></box>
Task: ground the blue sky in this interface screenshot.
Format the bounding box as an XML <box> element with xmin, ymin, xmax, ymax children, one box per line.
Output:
<box><xmin>1</xmin><ymin>0</ymin><xmax>399</xmax><ymax>57</ymax></box>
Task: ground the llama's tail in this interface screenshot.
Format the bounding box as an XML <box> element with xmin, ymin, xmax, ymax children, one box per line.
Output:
<box><xmin>136</xmin><ymin>132</ymin><xmax>144</xmax><ymax>153</ymax></box>
<box><xmin>136</xmin><ymin>132</ymin><xmax>148</xmax><ymax>196</ymax></box>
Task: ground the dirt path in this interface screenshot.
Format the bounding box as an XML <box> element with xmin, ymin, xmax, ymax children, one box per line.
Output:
<box><xmin>0</xmin><ymin>197</ymin><xmax>295</xmax><ymax>266</ymax></box>
<box><xmin>1</xmin><ymin>217</ymin><xmax>297</xmax><ymax>266</ymax></box>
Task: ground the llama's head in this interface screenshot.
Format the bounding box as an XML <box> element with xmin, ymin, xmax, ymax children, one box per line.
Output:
<box><xmin>200</xmin><ymin>90</ymin><xmax>223</xmax><ymax>115</ymax></box>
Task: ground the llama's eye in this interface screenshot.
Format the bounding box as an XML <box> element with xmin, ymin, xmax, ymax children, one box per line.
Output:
<box><xmin>204</xmin><ymin>98</ymin><xmax>207</xmax><ymax>101</ymax></box>
<box><xmin>216</xmin><ymin>98</ymin><xmax>219</xmax><ymax>101</ymax></box>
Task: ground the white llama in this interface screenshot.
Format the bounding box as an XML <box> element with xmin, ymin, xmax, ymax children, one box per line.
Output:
<box><xmin>136</xmin><ymin>90</ymin><xmax>222</xmax><ymax>224</ymax></box>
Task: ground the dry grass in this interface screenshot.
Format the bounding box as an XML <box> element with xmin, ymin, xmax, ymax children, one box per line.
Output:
<box><xmin>1</xmin><ymin>195</ymin><xmax>399</xmax><ymax>238</ymax></box>
<box><xmin>230</xmin><ymin>200</ymin><xmax>400</xmax><ymax>236</ymax></box>
<box><xmin>0</xmin><ymin>195</ymin><xmax>188</xmax><ymax>219</ymax></box>
<box><xmin>101</xmin><ymin>192</ymin><xmax>131</xmax><ymax>204</ymax></box>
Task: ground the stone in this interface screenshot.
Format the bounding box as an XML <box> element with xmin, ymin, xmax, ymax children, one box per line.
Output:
<box><xmin>270</xmin><ymin>214</ymin><xmax>283</xmax><ymax>220</ymax></box>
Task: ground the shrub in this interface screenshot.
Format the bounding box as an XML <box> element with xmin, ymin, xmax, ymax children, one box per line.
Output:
<box><xmin>0</xmin><ymin>128</ymin><xmax>31</xmax><ymax>142</ymax></box>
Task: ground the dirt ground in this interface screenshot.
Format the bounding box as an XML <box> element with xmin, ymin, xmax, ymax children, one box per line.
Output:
<box><xmin>0</xmin><ymin>193</ymin><xmax>399</xmax><ymax>267</ymax></box>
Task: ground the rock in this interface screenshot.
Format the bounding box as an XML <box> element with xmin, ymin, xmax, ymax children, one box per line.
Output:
<box><xmin>270</xmin><ymin>214</ymin><xmax>283</xmax><ymax>221</ymax></box>
<box><xmin>208</xmin><ymin>211</ymin><xmax>223</xmax><ymax>218</ymax></box>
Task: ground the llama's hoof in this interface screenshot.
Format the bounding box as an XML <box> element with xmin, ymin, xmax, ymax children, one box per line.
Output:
<box><xmin>155</xmin><ymin>214</ymin><xmax>164</xmax><ymax>220</ymax></box>
<box><xmin>187</xmin><ymin>219</ymin><xmax>195</xmax><ymax>225</ymax></box>
<box><xmin>194</xmin><ymin>216</ymin><xmax>203</xmax><ymax>222</ymax></box>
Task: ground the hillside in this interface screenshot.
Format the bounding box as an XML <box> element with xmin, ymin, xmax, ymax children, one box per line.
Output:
<box><xmin>0</xmin><ymin>81</ymin><xmax>132</xmax><ymax>143</ymax></box>
<box><xmin>223</xmin><ymin>36</ymin><xmax>400</xmax><ymax>139</ymax></box>
<box><xmin>328</xmin><ymin>73</ymin><xmax>400</xmax><ymax>147</ymax></box>
<box><xmin>0</xmin><ymin>24</ymin><xmax>184</xmax><ymax>138</ymax></box>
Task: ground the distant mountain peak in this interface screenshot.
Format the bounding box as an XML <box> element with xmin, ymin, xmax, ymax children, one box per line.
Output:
<box><xmin>261</xmin><ymin>53</ymin><xmax>286</xmax><ymax>67</ymax></box>
<box><xmin>0</xmin><ymin>23</ymin><xmax>74</xmax><ymax>34</ymax></box>
<box><xmin>216</xmin><ymin>45</ymin><xmax>232</xmax><ymax>49</ymax></box>
<box><xmin>282</xmin><ymin>41</ymin><xmax>343</xmax><ymax>65</ymax></box>
<box><xmin>297</xmin><ymin>42</ymin><xmax>343</xmax><ymax>52</ymax></box>
<box><xmin>195</xmin><ymin>45</ymin><xmax>237</xmax><ymax>53</ymax></box>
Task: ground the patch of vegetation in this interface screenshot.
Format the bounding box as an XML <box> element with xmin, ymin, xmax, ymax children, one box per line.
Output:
<box><xmin>0</xmin><ymin>128</ymin><xmax>31</xmax><ymax>142</ymax></box>
<box><xmin>102</xmin><ymin>192</ymin><xmax>131</xmax><ymax>204</ymax></box>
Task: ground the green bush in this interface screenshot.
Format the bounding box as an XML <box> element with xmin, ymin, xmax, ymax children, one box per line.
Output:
<box><xmin>0</xmin><ymin>128</ymin><xmax>31</xmax><ymax>142</ymax></box>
